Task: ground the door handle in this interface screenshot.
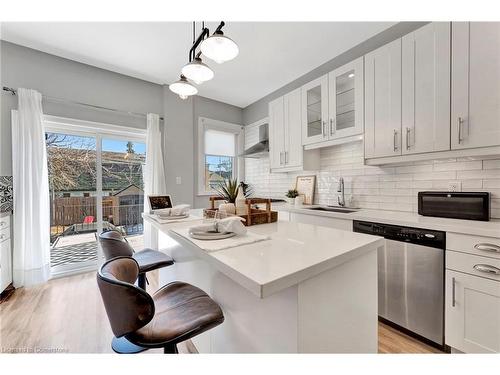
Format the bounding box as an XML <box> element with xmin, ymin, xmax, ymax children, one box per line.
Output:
<box><xmin>322</xmin><ymin>121</ymin><xmax>326</xmax><ymax>137</ymax></box>
<box><xmin>330</xmin><ymin>118</ymin><xmax>335</xmax><ymax>136</ymax></box>
<box><xmin>285</xmin><ymin>151</ymin><xmax>288</xmax><ymax>164</ymax></box>
<box><xmin>473</xmin><ymin>264</ymin><xmax>500</xmax><ymax>275</ymax></box>
<box><xmin>458</xmin><ymin>117</ymin><xmax>464</xmax><ymax>144</ymax></box>
<box><xmin>452</xmin><ymin>277</ymin><xmax>456</xmax><ymax>307</ymax></box>
<box><xmin>393</xmin><ymin>129</ymin><xmax>398</xmax><ymax>152</ymax></box>
<box><xmin>474</xmin><ymin>243</ymin><xmax>500</xmax><ymax>253</ymax></box>
<box><xmin>406</xmin><ymin>127</ymin><xmax>411</xmax><ymax>150</ymax></box>
<box><xmin>279</xmin><ymin>151</ymin><xmax>283</xmax><ymax>165</ymax></box>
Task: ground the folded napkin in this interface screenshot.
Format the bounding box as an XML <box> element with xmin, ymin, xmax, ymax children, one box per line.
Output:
<box><xmin>155</xmin><ymin>204</ymin><xmax>190</xmax><ymax>217</ymax></box>
<box><xmin>189</xmin><ymin>216</ymin><xmax>247</xmax><ymax>236</ymax></box>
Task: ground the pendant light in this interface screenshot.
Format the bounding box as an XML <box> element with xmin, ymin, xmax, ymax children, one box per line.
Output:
<box><xmin>181</xmin><ymin>56</ymin><xmax>214</xmax><ymax>84</ymax></box>
<box><xmin>200</xmin><ymin>26</ymin><xmax>239</xmax><ymax>64</ymax></box>
<box><xmin>169</xmin><ymin>74</ymin><xmax>198</xmax><ymax>100</ymax></box>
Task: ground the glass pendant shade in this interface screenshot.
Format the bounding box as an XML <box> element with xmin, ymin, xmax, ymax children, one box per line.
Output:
<box><xmin>181</xmin><ymin>57</ymin><xmax>214</xmax><ymax>84</ymax></box>
<box><xmin>200</xmin><ymin>31</ymin><xmax>239</xmax><ymax>64</ymax></box>
<box><xmin>169</xmin><ymin>75</ymin><xmax>198</xmax><ymax>99</ymax></box>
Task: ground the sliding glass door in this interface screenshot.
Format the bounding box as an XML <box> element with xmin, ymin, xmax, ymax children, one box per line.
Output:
<box><xmin>46</xmin><ymin>132</ymin><xmax>101</xmax><ymax>274</ymax></box>
<box><xmin>45</xmin><ymin>118</ymin><xmax>147</xmax><ymax>276</ymax></box>
<box><xmin>101</xmin><ymin>138</ymin><xmax>146</xmax><ymax>252</ymax></box>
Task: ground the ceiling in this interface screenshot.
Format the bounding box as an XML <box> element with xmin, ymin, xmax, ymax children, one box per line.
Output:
<box><xmin>1</xmin><ymin>22</ymin><xmax>395</xmax><ymax>108</ymax></box>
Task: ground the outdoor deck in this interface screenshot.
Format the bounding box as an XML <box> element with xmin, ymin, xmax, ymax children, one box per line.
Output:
<box><xmin>50</xmin><ymin>233</ymin><xmax>144</xmax><ymax>268</ymax></box>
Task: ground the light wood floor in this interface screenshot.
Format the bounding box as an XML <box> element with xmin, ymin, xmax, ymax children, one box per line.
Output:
<box><xmin>0</xmin><ymin>271</ymin><xmax>442</xmax><ymax>354</ymax></box>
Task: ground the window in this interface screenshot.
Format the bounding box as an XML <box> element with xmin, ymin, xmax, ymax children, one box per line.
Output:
<box><xmin>198</xmin><ymin>118</ymin><xmax>243</xmax><ymax>195</ymax></box>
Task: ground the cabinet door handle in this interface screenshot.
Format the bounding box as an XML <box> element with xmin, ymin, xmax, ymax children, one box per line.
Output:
<box><xmin>451</xmin><ymin>277</ymin><xmax>456</xmax><ymax>307</ymax></box>
<box><xmin>322</xmin><ymin>121</ymin><xmax>326</xmax><ymax>137</ymax></box>
<box><xmin>0</xmin><ymin>222</ymin><xmax>5</xmax><ymax>226</ymax></box>
<box><xmin>284</xmin><ymin>151</ymin><xmax>288</xmax><ymax>164</ymax></box>
<box><xmin>279</xmin><ymin>152</ymin><xmax>283</xmax><ymax>165</ymax></box>
<box><xmin>393</xmin><ymin>129</ymin><xmax>398</xmax><ymax>152</ymax></box>
<box><xmin>330</xmin><ymin>118</ymin><xmax>335</xmax><ymax>136</ymax></box>
<box><xmin>473</xmin><ymin>264</ymin><xmax>500</xmax><ymax>275</ymax></box>
<box><xmin>458</xmin><ymin>117</ymin><xmax>464</xmax><ymax>144</ymax></box>
<box><xmin>474</xmin><ymin>243</ymin><xmax>500</xmax><ymax>253</ymax></box>
<box><xmin>406</xmin><ymin>127</ymin><xmax>411</xmax><ymax>150</ymax></box>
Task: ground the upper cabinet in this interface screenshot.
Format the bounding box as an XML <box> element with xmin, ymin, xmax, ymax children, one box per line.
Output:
<box><xmin>452</xmin><ymin>22</ymin><xmax>500</xmax><ymax>150</ymax></box>
<box><xmin>301</xmin><ymin>75</ymin><xmax>329</xmax><ymax>145</ymax></box>
<box><xmin>328</xmin><ymin>57</ymin><xmax>364</xmax><ymax>139</ymax></box>
<box><xmin>302</xmin><ymin>58</ymin><xmax>364</xmax><ymax>148</ymax></box>
<box><xmin>269</xmin><ymin>89</ymin><xmax>319</xmax><ymax>173</ymax></box>
<box><xmin>365</xmin><ymin>39</ymin><xmax>402</xmax><ymax>159</ymax></box>
<box><xmin>402</xmin><ymin>22</ymin><xmax>451</xmax><ymax>154</ymax></box>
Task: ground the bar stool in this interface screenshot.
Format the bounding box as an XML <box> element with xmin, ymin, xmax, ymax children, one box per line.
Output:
<box><xmin>98</xmin><ymin>230</ymin><xmax>175</xmax><ymax>352</ymax></box>
<box><xmin>99</xmin><ymin>230</ymin><xmax>174</xmax><ymax>289</ymax></box>
<box><xmin>97</xmin><ymin>257</ymin><xmax>224</xmax><ymax>353</ymax></box>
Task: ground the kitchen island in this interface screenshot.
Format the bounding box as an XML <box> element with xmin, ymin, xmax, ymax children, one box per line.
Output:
<box><xmin>144</xmin><ymin>213</ymin><xmax>384</xmax><ymax>353</ymax></box>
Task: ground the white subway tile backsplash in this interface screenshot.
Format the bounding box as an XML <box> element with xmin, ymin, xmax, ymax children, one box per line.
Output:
<box><xmin>244</xmin><ymin>141</ymin><xmax>500</xmax><ymax>218</ymax></box>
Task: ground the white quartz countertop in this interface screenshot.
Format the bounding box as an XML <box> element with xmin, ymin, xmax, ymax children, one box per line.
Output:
<box><xmin>144</xmin><ymin>213</ymin><xmax>384</xmax><ymax>298</ymax></box>
<box><xmin>278</xmin><ymin>204</ymin><xmax>500</xmax><ymax>238</ymax></box>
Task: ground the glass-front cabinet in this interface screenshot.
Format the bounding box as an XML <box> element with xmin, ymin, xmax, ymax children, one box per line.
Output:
<box><xmin>301</xmin><ymin>57</ymin><xmax>364</xmax><ymax>147</ymax></box>
<box><xmin>301</xmin><ymin>75</ymin><xmax>329</xmax><ymax>146</ymax></box>
<box><xmin>328</xmin><ymin>57</ymin><xmax>364</xmax><ymax>140</ymax></box>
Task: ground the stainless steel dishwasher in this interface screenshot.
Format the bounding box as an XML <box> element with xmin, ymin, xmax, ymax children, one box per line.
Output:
<box><xmin>353</xmin><ymin>220</ymin><xmax>446</xmax><ymax>348</ymax></box>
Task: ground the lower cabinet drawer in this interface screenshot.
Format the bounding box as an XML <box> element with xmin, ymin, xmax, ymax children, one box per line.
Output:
<box><xmin>446</xmin><ymin>269</ymin><xmax>500</xmax><ymax>353</ymax></box>
<box><xmin>447</xmin><ymin>232</ymin><xmax>500</xmax><ymax>260</ymax></box>
<box><xmin>447</xmin><ymin>250</ymin><xmax>500</xmax><ymax>282</ymax></box>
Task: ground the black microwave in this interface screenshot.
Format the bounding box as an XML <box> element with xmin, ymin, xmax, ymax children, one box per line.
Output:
<box><xmin>418</xmin><ymin>192</ymin><xmax>490</xmax><ymax>221</ymax></box>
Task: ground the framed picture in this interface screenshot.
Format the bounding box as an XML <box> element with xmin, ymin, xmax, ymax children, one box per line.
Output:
<box><xmin>148</xmin><ymin>195</ymin><xmax>173</xmax><ymax>212</ymax></box>
<box><xmin>295</xmin><ymin>175</ymin><xmax>316</xmax><ymax>205</ymax></box>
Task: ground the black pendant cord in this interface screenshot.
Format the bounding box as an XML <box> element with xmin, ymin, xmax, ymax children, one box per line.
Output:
<box><xmin>188</xmin><ymin>21</ymin><xmax>225</xmax><ymax>62</ymax></box>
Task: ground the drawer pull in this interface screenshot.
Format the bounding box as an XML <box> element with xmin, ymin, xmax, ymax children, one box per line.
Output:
<box><xmin>0</xmin><ymin>222</ymin><xmax>5</xmax><ymax>226</ymax></box>
<box><xmin>451</xmin><ymin>277</ymin><xmax>456</xmax><ymax>307</ymax></box>
<box><xmin>474</xmin><ymin>243</ymin><xmax>500</xmax><ymax>253</ymax></box>
<box><xmin>473</xmin><ymin>264</ymin><xmax>500</xmax><ymax>275</ymax></box>
<box><xmin>0</xmin><ymin>234</ymin><xmax>5</xmax><ymax>240</ymax></box>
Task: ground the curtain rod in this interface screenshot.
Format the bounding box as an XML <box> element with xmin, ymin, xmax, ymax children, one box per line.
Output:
<box><xmin>2</xmin><ymin>86</ymin><xmax>164</xmax><ymax>121</ymax></box>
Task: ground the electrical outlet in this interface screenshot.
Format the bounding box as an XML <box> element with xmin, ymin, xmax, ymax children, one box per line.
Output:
<box><xmin>176</xmin><ymin>177</ymin><xmax>182</xmax><ymax>185</ymax></box>
<box><xmin>448</xmin><ymin>181</ymin><xmax>462</xmax><ymax>192</ymax></box>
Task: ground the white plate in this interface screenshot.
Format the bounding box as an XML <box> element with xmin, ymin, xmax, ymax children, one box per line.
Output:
<box><xmin>189</xmin><ymin>231</ymin><xmax>236</xmax><ymax>241</ymax></box>
<box><xmin>157</xmin><ymin>214</ymin><xmax>189</xmax><ymax>220</ymax></box>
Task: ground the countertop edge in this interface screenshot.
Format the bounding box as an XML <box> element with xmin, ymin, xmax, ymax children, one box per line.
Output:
<box><xmin>279</xmin><ymin>205</ymin><xmax>500</xmax><ymax>238</ymax></box>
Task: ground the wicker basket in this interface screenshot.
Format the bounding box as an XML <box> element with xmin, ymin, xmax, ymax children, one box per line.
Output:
<box><xmin>204</xmin><ymin>197</ymin><xmax>278</xmax><ymax>226</ymax></box>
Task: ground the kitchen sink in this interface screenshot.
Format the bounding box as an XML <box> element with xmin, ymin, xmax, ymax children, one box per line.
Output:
<box><xmin>305</xmin><ymin>206</ymin><xmax>358</xmax><ymax>213</ymax></box>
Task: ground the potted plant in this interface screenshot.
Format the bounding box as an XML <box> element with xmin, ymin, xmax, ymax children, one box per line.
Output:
<box><xmin>285</xmin><ymin>189</ymin><xmax>299</xmax><ymax>205</ymax></box>
<box><xmin>214</xmin><ymin>179</ymin><xmax>252</xmax><ymax>214</ymax></box>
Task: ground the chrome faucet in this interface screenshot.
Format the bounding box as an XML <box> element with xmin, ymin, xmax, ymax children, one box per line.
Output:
<box><xmin>337</xmin><ymin>177</ymin><xmax>345</xmax><ymax>207</ymax></box>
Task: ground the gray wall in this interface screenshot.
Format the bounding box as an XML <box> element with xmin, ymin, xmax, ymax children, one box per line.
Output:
<box><xmin>0</xmin><ymin>40</ymin><xmax>163</xmax><ymax>176</ymax></box>
<box><xmin>242</xmin><ymin>22</ymin><xmax>429</xmax><ymax>125</ymax></box>
<box><xmin>0</xmin><ymin>40</ymin><xmax>243</xmax><ymax>208</ymax></box>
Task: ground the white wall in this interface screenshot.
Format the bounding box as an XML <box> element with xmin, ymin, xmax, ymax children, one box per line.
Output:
<box><xmin>245</xmin><ymin>141</ymin><xmax>500</xmax><ymax>218</ymax></box>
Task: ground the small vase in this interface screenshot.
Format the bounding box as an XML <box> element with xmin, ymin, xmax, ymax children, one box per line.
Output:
<box><xmin>235</xmin><ymin>186</ymin><xmax>247</xmax><ymax>215</ymax></box>
<box><xmin>295</xmin><ymin>195</ymin><xmax>304</xmax><ymax>207</ymax></box>
<box><xmin>286</xmin><ymin>197</ymin><xmax>296</xmax><ymax>205</ymax></box>
<box><xmin>219</xmin><ymin>202</ymin><xmax>236</xmax><ymax>215</ymax></box>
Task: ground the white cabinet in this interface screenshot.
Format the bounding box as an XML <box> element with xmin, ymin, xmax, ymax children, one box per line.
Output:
<box><xmin>452</xmin><ymin>22</ymin><xmax>500</xmax><ymax>150</ymax></box>
<box><xmin>0</xmin><ymin>215</ymin><xmax>12</xmax><ymax>292</ymax></box>
<box><xmin>284</xmin><ymin>88</ymin><xmax>303</xmax><ymax>168</ymax></box>
<box><xmin>446</xmin><ymin>270</ymin><xmax>500</xmax><ymax>353</ymax></box>
<box><xmin>269</xmin><ymin>96</ymin><xmax>285</xmax><ymax>170</ymax></box>
<box><xmin>402</xmin><ymin>22</ymin><xmax>451</xmax><ymax>154</ymax></box>
<box><xmin>301</xmin><ymin>75</ymin><xmax>329</xmax><ymax>146</ymax></box>
<box><xmin>301</xmin><ymin>58</ymin><xmax>364</xmax><ymax>148</ymax></box>
<box><xmin>269</xmin><ymin>90</ymin><xmax>319</xmax><ymax>172</ymax></box>
<box><xmin>364</xmin><ymin>39</ymin><xmax>402</xmax><ymax>158</ymax></box>
<box><xmin>328</xmin><ymin>57</ymin><xmax>364</xmax><ymax>139</ymax></box>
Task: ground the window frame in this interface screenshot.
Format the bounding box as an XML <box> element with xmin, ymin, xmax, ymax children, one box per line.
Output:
<box><xmin>197</xmin><ymin>117</ymin><xmax>244</xmax><ymax>196</ymax></box>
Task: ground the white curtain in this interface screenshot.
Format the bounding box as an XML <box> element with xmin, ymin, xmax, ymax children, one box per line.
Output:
<box><xmin>143</xmin><ymin>113</ymin><xmax>167</xmax><ymax>248</ymax></box>
<box><xmin>11</xmin><ymin>88</ymin><xmax>51</xmax><ymax>287</ymax></box>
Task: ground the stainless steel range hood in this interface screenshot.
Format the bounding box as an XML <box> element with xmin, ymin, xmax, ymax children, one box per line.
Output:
<box><xmin>239</xmin><ymin>122</ymin><xmax>269</xmax><ymax>158</ymax></box>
